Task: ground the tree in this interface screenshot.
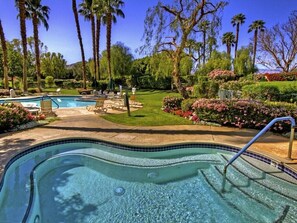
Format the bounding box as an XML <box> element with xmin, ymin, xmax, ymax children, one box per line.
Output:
<box><xmin>0</xmin><ymin>20</ymin><xmax>9</xmax><ymax>89</ymax></box>
<box><xmin>231</xmin><ymin>13</ymin><xmax>246</xmax><ymax>58</ymax></box>
<box><xmin>72</xmin><ymin>0</ymin><xmax>87</xmax><ymax>89</ymax></box>
<box><xmin>222</xmin><ymin>32</ymin><xmax>235</xmax><ymax>57</ymax></box>
<box><xmin>25</xmin><ymin>0</ymin><xmax>50</xmax><ymax>91</ymax></box>
<box><xmin>16</xmin><ymin>0</ymin><xmax>28</xmax><ymax>92</ymax></box>
<box><xmin>258</xmin><ymin>11</ymin><xmax>297</xmax><ymax>72</ymax></box>
<box><xmin>198</xmin><ymin>20</ymin><xmax>210</xmax><ymax>65</ymax></box>
<box><xmin>142</xmin><ymin>0</ymin><xmax>226</xmax><ymax>98</ymax></box>
<box><xmin>40</xmin><ymin>52</ymin><xmax>67</xmax><ymax>78</ymax></box>
<box><xmin>93</xmin><ymin>0</ymin><xmax>104</xmax><ymax>80</ymax></box>
<box><xmin>100</xmin><ymin>42</ymin><xmax>133</xmax><ymax>78</ymax></box>
<box><xmin>248</xmin><ymin>20</ymin><xmax>265</xmax><ymax>69</ymax></box>
<box><xmin>79</xmin><ymin>0</ymin><xmax>97</xmax><ymax>82</ymax></box>
<box><xmin>102</xmin><ymin>0</ymin><xmax>125</xmax><ymax>84</ymax></box>
<box><xmin>197</xmin><ymin>50</ymin><xmax>232</xmax><ymax>75</ymax></box>
<box><xmin>233</xmin><ymin>47</ymin><xmax>254</xmax><ymax>75</ymax></box>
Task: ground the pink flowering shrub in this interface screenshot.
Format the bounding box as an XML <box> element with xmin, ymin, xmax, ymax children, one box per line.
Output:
<box><xmin>162</xmin><ymin>96</ymin><xmax>183</xmax><ymax>112</ymax></box>
<box><xmin>192</xmin><ymin>99</ymin><xmax>297</xmax><ymax>133</ymax></box>
<box><xmin>0</xmin><ymin>103</ymin><xmax>34</xmax><ymax>132</ymax></box>
<box><xmin>208</xmin><ymin>69</ymin><xmax>236</xmax><ymax>81</ymax></box>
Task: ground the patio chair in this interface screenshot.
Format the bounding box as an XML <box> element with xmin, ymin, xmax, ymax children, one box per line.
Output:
<box><xmin>86</xmin><ymin>98</ymin><xmax>107</xmax><ymax>113</ymax></box>
<box><xmin>11</xmin><ymin>101</ymin><xmax>40</xmax><ymax>115</ymax></box>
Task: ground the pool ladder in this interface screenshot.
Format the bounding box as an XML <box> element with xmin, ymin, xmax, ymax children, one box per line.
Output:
<box><xmin>42</xmin><ymin>94</ymin><xmax>60</xmax><ymax>108</ymax></box>
<box><xmin>224</xmin><ymin>116</ymin><xmax>296</xmax><ymax>174</ymax></box>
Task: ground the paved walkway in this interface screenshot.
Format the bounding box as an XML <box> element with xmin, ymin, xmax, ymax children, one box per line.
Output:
<box><xmin>1</xmin><ymin>107</ymin><xmax>297</xmax><ymax>180</ymax></box>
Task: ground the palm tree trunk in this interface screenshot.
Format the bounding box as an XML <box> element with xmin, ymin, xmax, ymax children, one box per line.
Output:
<box><xmin>18</xmin><ymin>0</ymin><xmax>28</xmax><ymax>93</ymax></box>
<box><xmin>91</xmin><ymin>15</ymin><xmax>97</xmax><ymax>81</ymax></box>
<box><xmin>72</xmin><ymin>0</ymin><xmax>87</xmax><ymax>89</ymax></box>
<box><xmin>0</xmin><ymin>20</ymin><xmax>9</xmax><ymax>89</ymax></box>
<box><xmin>33</xmin><ymin>13</ymin><xmax>42</xmax><ymax>92</ymax></box>
<box><xmin>202</xmin><ymin>31</ymin><xmax>206</xmax><ymax>65</ymax></box>
<box><xmin>96</xmin><ymin>16</ymin><xmax>101</xmax><ymax>80</ymax></box>
<box><xmin>252</xmin><ymin>30</ymin><xmax>258</xmax><ymax>68</ymax></box>
<box><xmin>106</xmin><ymin>12</ymin><xmax>112</xmax><ymax>83</ymax></box>
<box><xmin>234</xmin><ymin>24</ymin><xmax>239</xmax><ymax>58</ymax></box>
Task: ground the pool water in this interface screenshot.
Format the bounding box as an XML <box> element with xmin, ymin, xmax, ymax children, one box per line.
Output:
<box><xmin>0</xmin><ymin>141</ymin><xmax>296</xmax><ymax>223</ymax></box>
<box><xmin>0</xmin><ymin>96</ymin><xmax>95</xmax><ymax>108</ymax></box>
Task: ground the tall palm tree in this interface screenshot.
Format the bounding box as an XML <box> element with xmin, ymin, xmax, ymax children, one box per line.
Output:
<box><xmin>93</xmin><ymin>0</ymin><xmax>104</xmax><ymax>80</ymax></box>
<box><xmin>222</xmin><ymin>32</ymin><xmax>235</xmax><ymax>57</ymax></box>
<box><xmin>16</xmin><ymin>0</ymin><xmax>28</xmax><ymax>92</ymax></box>
<box><xmin>198</xmin><ymin>20</ymin><xmax>210</xmax><ymax>65</ymax></box>
<box><xmin>25</xmin><ymin>0</ymin><xmax>50</xmax><ymax>92</ymax></box>
<box><xmin>102</xmin><ymin>0</ymin><xmax>124</xmax><ymax>84</ymax></box>
<box><xmin>0</xmin><ymin>20</ymin><xmax>9</xmax><ymax>89</ymax></box>
<box><xmin>248</xmin><ymin>20</ymin><xmax>265</xmax><ymax>69</ymax></box>
<box><xmin>79</xmin><ymin>0</ymin><xmax>97</xmax><ymax>81</ymax></box>
<box><xmin>72</xmin><ymin>0</ymin><xmax>87</xmax><ymax>89</ymax></box>
<box><xmin>231</xmin><ymin>13</ymin><xmax>246</xmax><ymax>58</ymax></box>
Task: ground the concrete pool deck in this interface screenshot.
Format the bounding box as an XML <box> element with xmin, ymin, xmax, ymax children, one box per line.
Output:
<box><xmin>0</xmin><ymin>107</ymin><xmax>297</xmax><ymax>181</ymax></box>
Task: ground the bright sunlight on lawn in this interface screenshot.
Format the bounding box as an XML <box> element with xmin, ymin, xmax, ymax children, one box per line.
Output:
<box><xmin>102</xmin><ymin>90</ymin><xmax>192</xmax><ymax>126</ymax></box>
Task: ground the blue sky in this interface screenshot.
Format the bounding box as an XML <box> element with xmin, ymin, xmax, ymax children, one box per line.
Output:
<box><xmin>0</xmin><ymin>0</ymin><xmax>295</xmax><ymax>64</ymax></box>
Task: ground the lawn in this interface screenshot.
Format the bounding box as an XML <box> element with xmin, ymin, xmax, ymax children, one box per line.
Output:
<box><xmin>102</xmin><ymin>90</ymin><xmax>192</xmax><ymax>126</ymax></box>
<box><xmin>254</xmin><ymin>81</ymin><xmax>297</xmax><ymax>93</ymax></box>
<box><xmin>43</xmin><ymin>88</ymin><xmax>79</xmax><ymax>95</ymax></box>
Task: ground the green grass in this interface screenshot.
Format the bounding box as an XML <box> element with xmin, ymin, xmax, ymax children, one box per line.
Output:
<box><xmin>255</xmin><ymin>81</ymin><xmax>297</xmax><ymax>93</ymax></box>
<box><xmin>43</xmin><ymin>88</ymin><xmax>79</xmax><ymax>95</ymax></box>
<box><xmin>102</xmin><ymin>90</ymin><xmax>192</xmax><ymax>126</ymax></box>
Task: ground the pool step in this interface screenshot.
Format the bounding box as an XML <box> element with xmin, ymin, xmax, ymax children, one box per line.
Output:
<box><xmin>200</xmin><ymin>166</ymin><xmax>284</xmax><ymax>223</ymax></box>
<box><xmin>221</xmin><ymin>154</ymin><xmax>297</xmax><ymax>202</ymax></box>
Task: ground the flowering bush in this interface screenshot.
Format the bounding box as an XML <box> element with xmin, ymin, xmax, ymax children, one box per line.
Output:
<box><xmin>192</xmin><ymin>99</ymin><xmax>297</xmax><ymax>133</ymax></box>
<box><xmin>264</xmin><ymin>73</ymin><xmax>285</xmax><ymax>81</ymax></box>
<box><xmin>162</xmin><ymin>96</ymin><xmax>183</xmax><ymax>112</ymax></box>
<box><xmin>256</xmin><ymin>72</ymin><xmax>297</xmax><ymax>82</ymax></box>
<box><xmin>0</xmin><ymin>103</ymin><xmax>34</xmax><ymax>132</ymax></box>
<box><xmin>208</xmin><ymin>69</ymin><xmax>236</xmax><ymax>81</ymax></box>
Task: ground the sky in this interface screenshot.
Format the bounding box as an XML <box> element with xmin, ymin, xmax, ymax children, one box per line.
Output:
<box><xmin>0</xmin><ymin>0</ymin><xmax>296</xmax><ymax>65</ymax></box>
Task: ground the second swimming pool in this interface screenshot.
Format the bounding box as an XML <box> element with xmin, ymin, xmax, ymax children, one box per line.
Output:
<box><xmin>0</xmin><ymin>96</ymin><xmax>95</xmax><ymax>108</ymax></box>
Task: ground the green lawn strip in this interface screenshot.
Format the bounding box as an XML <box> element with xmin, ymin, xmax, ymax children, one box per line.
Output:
<box><xmin>43</xmin><ymin>88</ymin><xmax>79</xmax><ymax>95</ymax></box>
<box><xmin>102</xmin><ymin>90</ymin><xmax>192</xmax><ymax>126</ymax></box>
<box><xmin>255</xmin><ymin>81</ymin><xmax>297</xmax><ymax>93</ymax></box>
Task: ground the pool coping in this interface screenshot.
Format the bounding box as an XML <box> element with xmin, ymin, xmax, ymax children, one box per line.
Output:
<box><xmin>1</xmin><ymin>137</ymin><xmax>297</xmax><ymax>192</ymax></box>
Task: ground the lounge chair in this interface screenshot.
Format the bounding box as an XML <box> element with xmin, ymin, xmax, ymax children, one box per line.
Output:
<box><xmin>40</xmin><ymin>100</ymin><xmax>52</xmax><ymax>114</ymax></box>
<box><xmin>86</xmin><ymin>98</ymin><xmax>107</xmax><ymax>113</ymax></box>
<box><xmin>10</xmin><ymin>101</ymin><xmax>40</xmax><ymax>115</ymax></box>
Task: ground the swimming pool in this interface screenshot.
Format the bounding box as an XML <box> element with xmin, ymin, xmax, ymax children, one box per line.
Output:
<box><xmin>0</xmin><ymin>139</ymin><xmax>296</xmax><ymax>223</ymax></box>
<box><xmin>0</xmin><ymin>96</ymin><xmax>95</xmax><ymax>108</ymax></box>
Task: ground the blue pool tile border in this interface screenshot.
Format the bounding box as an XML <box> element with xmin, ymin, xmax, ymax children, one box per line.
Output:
<box><xmin>1</xmin><ymin>138</ymin><xmax>297</xmax><ymax>193</ymax></box>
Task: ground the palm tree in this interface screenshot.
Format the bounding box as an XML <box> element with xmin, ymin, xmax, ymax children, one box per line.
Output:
<box><xmin>93</xmin><ymin>0</ymin><xmax>104</xmax><ymax>80</ymax></box>
<box><xmin>248</xmin><ymin>20</ymin><xmax>265</xmax><ymax>69</ymax></box>
<box><xmin>25</xmin><ymin>0</ymin><xmax>50</xmax><ymax>92</ymax></box>
<box><xmin>16</xmin><ymin>0</ymin><xmax>28</xmax><ymax>92</ymax></box>
<box><xmin>72</xmin><ymin>0</ymin><xmax>87</xmax><ymax>89</ymax></box>
<box><xmin>198</xmin><ymin>20</ymin><xmax>210</xmax><ymax>65</ymax></box>
<box><xmin>79</xmin><ymin>0</ymin><xmax>97</xmax><ymax>81</ymax></box>
<box><xmin>231</xmin><ymin>13</ymin><xmax>246</xmax><ymax>58</ymax></box>
<box><xmin>102</xmin><ymin>0</ymin><xmax>124</xmax><ymax>84</ymax></box>
<box><xmin>0</xmin><ymin>20</ymin><xmax>9</xmax><ymax>89</ymax></box>
<box><xmin>222</xmin><ymin>32</ymin><xmax>235</xmax><ymax>57</ymax></box>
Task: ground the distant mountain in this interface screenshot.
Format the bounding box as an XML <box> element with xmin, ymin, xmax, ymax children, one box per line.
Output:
<box><xmin>256</xmin><ymin>69</ymin><xmax>282</xmax><ymax>74</ymax></box>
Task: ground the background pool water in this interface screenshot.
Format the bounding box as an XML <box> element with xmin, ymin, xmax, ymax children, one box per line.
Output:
<box><xmin>0</xmin><ymin>96</ymin><xmax>95</xmax><ymax>108</ymax></box>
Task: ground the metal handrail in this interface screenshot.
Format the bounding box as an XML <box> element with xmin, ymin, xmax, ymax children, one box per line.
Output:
<box><xmin>42</xmin><ymin>94</ymin><xmax>59</xmax><ymax>108</ymax></box>
<box><xmin>224</xmin><ymin>116</ymin><xmax>296</xmax><ymax>174</ymax></box>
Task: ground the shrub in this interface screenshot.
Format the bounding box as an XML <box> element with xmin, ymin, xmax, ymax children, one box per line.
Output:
<box><xmin>162</xmin><ymin>96</ymin><xmax>183</xmax><ymax>112</ymax></box>
<box><xmin>193</xmin><ymin>80</ymin><xmax>219</xmax><ymax>98</ymax></box>
<box><xmin>0</xmin><ymin>103</ymin><xmax>34</xmax><ymax>132</ymax></box>
<box><xmin>242</xmin><ymin>85</ymin><xmax>280</xmax><ymax>101</ymax></box>
<box><xmin>0</xmin><ymin>89</ymin><xmax>10</xmax><ymax>96</ymax></box>
<box><xmin>192</xmin><ymin>99</ymin><xmax>297</xmax><ymax>133</ymax></box>
<box><xmin>220</xmin><ymin>80</ymin><xmax>255</xmax><ymax>91</ymax></box>
<box><xmin>138</xmin><ymin>76</ymin><xmax>171</xmax><ymax>90</ymax></box>
<box><xmin>208</xmin><ymin>69</ymin><xmax>236</xmax><ymax>81</ymax></box>
<box><xmin>45</xmin><ymin>76</ymin><xmax>55</xmax><ymax>88</ymax></box>
<box><xmin>181</xmin><ymin>98</ymin><xmax>196</xmax><ymax>112</ymax></box>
